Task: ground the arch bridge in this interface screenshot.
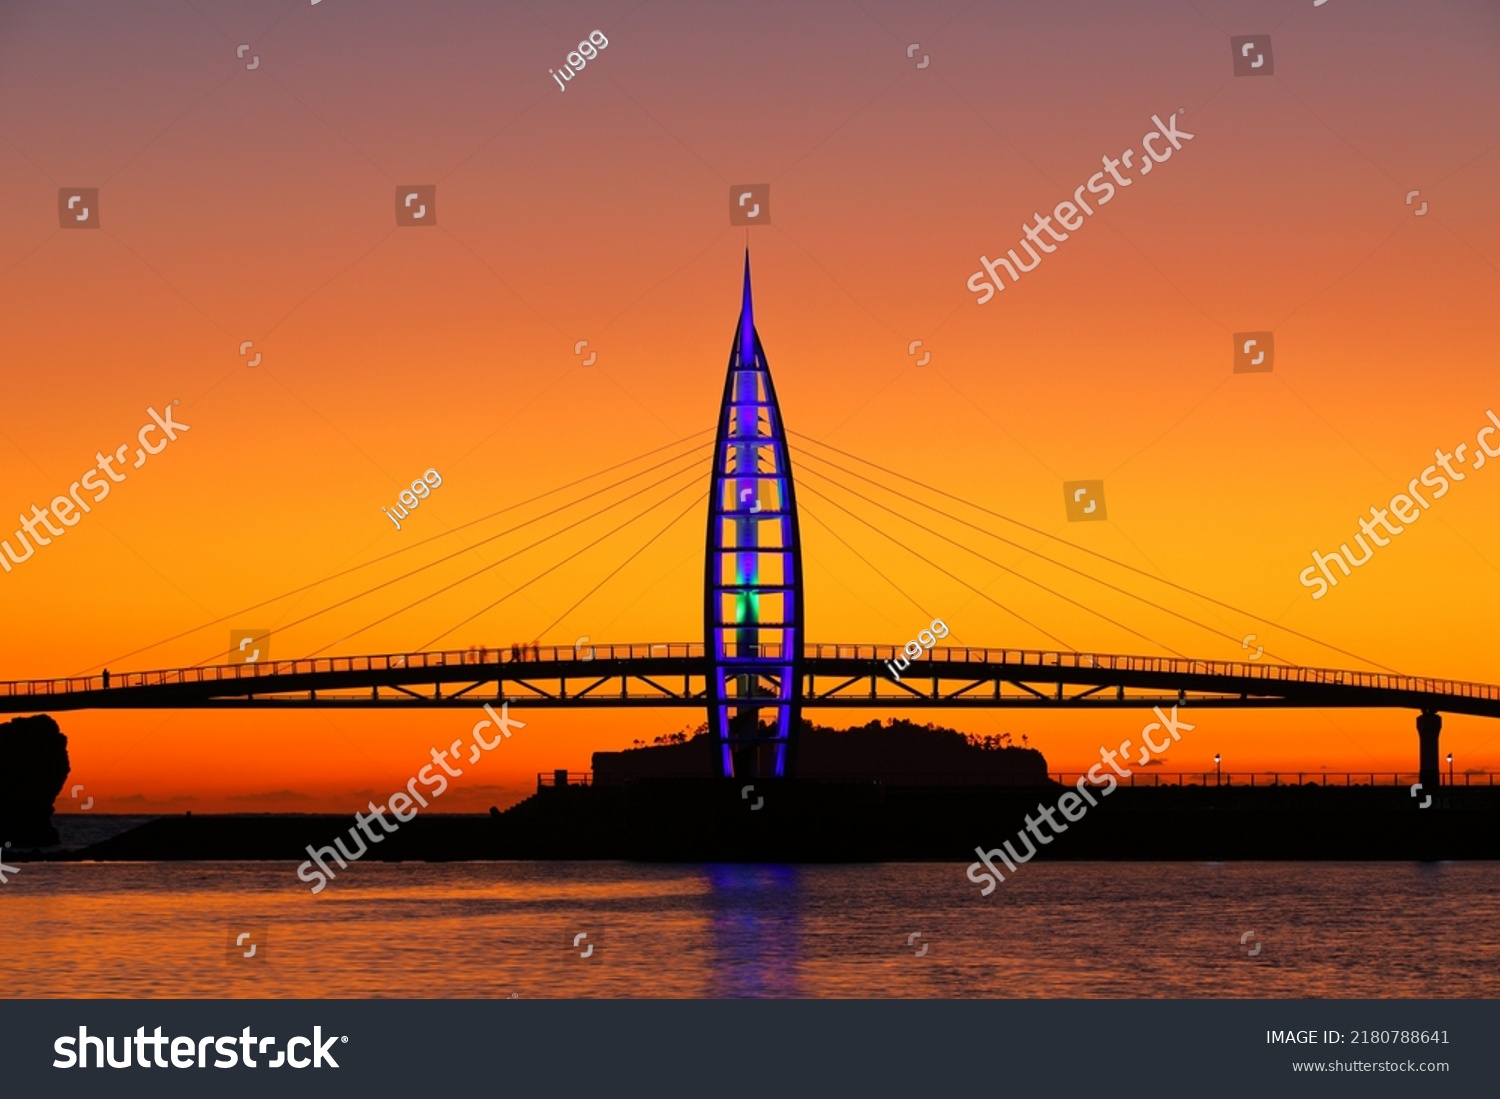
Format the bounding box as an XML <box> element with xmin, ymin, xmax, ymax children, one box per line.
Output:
<box><xmin>1</xmin><ymin>642</ymin><xmax>1486</xmax><ymax>790</ymax></box>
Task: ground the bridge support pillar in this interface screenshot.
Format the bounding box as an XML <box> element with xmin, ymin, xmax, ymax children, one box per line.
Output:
<box><xmin>1417</xmin><ymin>710</ymin><xmax>1442</xmax><ymax>790</ymax></box>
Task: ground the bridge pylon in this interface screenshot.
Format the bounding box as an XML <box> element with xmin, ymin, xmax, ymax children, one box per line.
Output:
<box><xmin>1417</xmin><ymin>709</ymin><xmax>1442</xmax><ymax>791</ymax></box>
<box><xmin>703</xmin><ymin>253</ymin><xmax>805</xmax><ymax>779</ymax></box>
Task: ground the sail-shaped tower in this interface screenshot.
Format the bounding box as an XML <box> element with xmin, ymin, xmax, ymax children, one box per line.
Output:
<box><xmin>703</xmin><ymin>254</ymin><xmax>806</xmax><ymax>778</ymax></box>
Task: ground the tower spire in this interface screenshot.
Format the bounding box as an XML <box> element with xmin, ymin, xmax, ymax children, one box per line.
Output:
<box><xmin>738</xmin><ymin>249</ymin><xmax>755</xmax><ymax>367</ymax></box>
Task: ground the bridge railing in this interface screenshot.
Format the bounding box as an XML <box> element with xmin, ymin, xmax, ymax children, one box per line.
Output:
<box><xmin>803</xmin><ymin>644</ymin><xmax>1500</xmax><ymax>705</ymax></box>
<box><xmin>1049</xmin><ymin>771</ymin><xmax>1496</xmax><ymax>788</ymax></box>
<box><xmin>0</xmin><ymin>642</ymin><xmax>709</xmax><ymax>699</ymax></box>
<box><xmin>536</xmin><ymin>771</ymin><xmax>593</xmax><ymax>790</ymax></box>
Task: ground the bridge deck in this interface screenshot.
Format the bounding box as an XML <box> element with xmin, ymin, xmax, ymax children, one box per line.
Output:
<box><xmin>3</xmin><ymin>644</ymin><xmax>1499</xmax><ymax>717</ymax></box>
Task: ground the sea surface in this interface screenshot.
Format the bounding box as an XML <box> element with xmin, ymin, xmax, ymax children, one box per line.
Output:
<box><xmin>4</xmin><ymin>861</ymin><xmax>1498</xmax><ymax>998</ymax></box>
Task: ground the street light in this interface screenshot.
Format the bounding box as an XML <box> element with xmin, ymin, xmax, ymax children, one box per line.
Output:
<box><xmin>1214</xmin><ymin>753</ymin><xmax>1222</xmax><ymax>787</ymax></box>
<box><xmin>1447</xmin><ymin>752</ymin><xmax>1454</xmax><ymax>785</ymax></box>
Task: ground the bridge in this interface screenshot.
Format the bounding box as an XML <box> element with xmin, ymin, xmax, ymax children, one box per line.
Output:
<box><xmin>6</xmin><ymin>643</ymin><xmax>1500</xmax><ymax>717</ymax></box>
<box><xmin>5</xmin><ymin>254</ymin><xmax>1492</xmax><ymax>790</ymax></box>
<box><xmin>1</xmin><ymin>642</ymin><xmax>1489</xmax><ymax>791</ymax></box>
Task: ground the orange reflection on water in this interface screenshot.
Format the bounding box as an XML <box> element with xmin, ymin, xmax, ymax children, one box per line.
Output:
<box><xmin>5</xmin><ymin>862</ymin><xmax>1500</xmax><ymax>998</ymax></box>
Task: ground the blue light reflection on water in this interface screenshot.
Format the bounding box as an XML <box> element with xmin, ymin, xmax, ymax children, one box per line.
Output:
<box><xmin>705</xmin><ymin>863</ymin><xmax>803</xmax><ymax>998</ymax></box>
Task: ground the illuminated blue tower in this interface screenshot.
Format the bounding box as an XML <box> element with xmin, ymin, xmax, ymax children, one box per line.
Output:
<box><xmin>704</xmin><ymin>254</ymin><xmax>805</xmax><ymax>778</ymax></box>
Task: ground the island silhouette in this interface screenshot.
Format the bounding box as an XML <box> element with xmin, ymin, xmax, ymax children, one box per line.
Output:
<box><xmin>7</xmin><ymin>714</ymin><xmax>1495</xmax><ymax>866</ymax></box>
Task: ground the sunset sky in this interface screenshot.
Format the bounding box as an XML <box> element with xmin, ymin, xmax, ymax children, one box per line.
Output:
<box><xmin>2</xmin><ymin>0</ymin><xmax>1498</xmax><ymax>813</ymax></box>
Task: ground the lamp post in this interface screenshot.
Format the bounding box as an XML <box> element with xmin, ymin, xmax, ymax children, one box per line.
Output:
<box><xmin>1447</xmin><ymin>752</ymin><xmax>1453</xmax><ymax>785</ymax></box>
<box><xmin>1214</xmin><ymin>753</ymin><xmax>1222</xmax><ymax>787</ymax></box>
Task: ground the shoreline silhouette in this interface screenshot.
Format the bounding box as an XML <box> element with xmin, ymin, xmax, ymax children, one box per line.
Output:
<box><xmin>14</xmin><ymin>782</ymin><xmax>1497</xmax><ymax>864</ymax></box>
<box><xmin>8</xmin><ymin>716</ymin><xmax>1497</xmax><ymax>863</ymax></box>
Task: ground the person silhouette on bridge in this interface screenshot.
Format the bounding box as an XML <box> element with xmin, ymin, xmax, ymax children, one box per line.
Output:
<box><xmin>532</xmin><ymin>641</ymin><xmax>540</xmax><ymax>661</ymax></box>
<box><xmin>511</xmin><ymin>642</ymin><xmax>521</xmax><ymax>662</ymax></box>
<box><xmin>102</xmin><ymin>668</ymin><xmax>109</xmax><ymax>689</ymax></box>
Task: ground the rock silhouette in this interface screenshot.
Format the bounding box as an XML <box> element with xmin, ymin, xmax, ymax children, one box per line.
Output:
<box><xmin>0</xmin><ymin>714</ymin><xmax>70</xmax><ymax>846</ymax></box>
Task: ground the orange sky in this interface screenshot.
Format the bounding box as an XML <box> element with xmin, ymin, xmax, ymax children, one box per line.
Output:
<box><xmin>2</xmin><ymin>0</ymin><xmax>1499</xmax><ymax>813</ymax></box>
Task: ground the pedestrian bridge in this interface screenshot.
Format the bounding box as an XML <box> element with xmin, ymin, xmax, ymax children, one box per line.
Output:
<box><xmin>4</xmin><ymin>641</ymin><xmax>1496</xmax><ymax>716</ymax></box>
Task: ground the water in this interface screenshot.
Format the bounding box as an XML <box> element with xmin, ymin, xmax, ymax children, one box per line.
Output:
<box><xmin>4</xmin><ymin>861</ymin><xmax>1498</xmax><ymax>998</ymax></box>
